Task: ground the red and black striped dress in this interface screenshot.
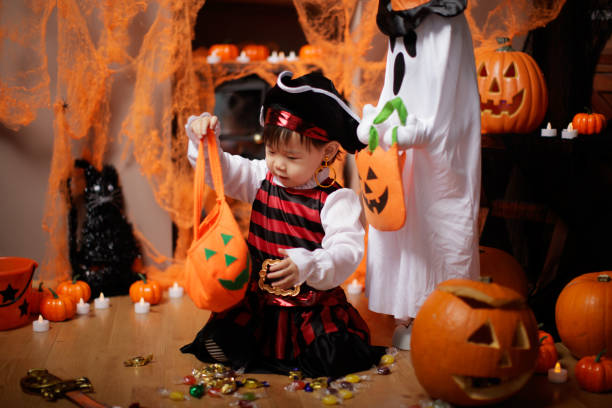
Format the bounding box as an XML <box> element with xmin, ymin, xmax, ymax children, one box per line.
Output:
<box><xmin>181</xmin><ymin>173</ymin><xmax>385</xmax><ymax>378</ymax></box>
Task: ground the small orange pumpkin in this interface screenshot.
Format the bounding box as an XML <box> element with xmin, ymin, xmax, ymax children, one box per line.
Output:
<box><xmin>475</xmin><ymin>38</ymin><xmax>548</xmax><ymax>134</ymax></box>
<box><xmin>208</xmin><ymin>44</ymin><xmax>239</xmax><ymax>62</ymax></box>
<box><xmin>242</xmin><ymin>44</ymin><xmax>270</xmax><ymax>61</ymax></box>
<box><xmin>129</xmin><ymin>273</ymin><xmax>162</xmax><ymax>305</ymax></box>
<box><xmin>40</xmin><ymin>288</ymin><xmax>75</xmax><ymax>322</ymax></box>
<box><xmin>538</xmin><ymin>329</ymin><xmax>554</xmax><ymax>345</ymax></box>
<box><xmin>534</xmin><ymin>336</ymin><xmax>558</xmax><ymax>373</ymax></box>
<box><xmin>575</xmin><ymin>349</ymin><xmax>612</xmax><ymax>393</ymax></box>
<box><xmin>57</xmin><ymin>275</ymin><xmax>91</xmax><ymax>303</ymax></box>
<box><xmin>298</xmin><ymin>44</ymin><xmax>323</xmax><ymax>61</ymax></box>
<box><xmin>555</xmin><ymin>272</ymin><xmax>612</xmax><ymax>359</ymax></box>
<box><xmin>29</xmin><ymin>282</ymin><xmax>45</xmax><ymax>315</ymax></box>
<box><xmin>572</xmin><ymin>111</ymin><xmax>607</xmax><ymax>135</ymax></box>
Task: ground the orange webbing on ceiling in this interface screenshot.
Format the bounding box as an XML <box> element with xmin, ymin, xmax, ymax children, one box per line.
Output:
<box><xmin>0</xmin><ymin>0</ymin><xmax>565</xmax><ymax>288</ymax></box>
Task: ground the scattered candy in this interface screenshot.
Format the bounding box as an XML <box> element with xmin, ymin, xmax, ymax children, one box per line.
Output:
<box><xmin>344</xmin><ymin>374</ymin><xmax>361</xmax><ymax>383</ymax></box>
<box><xmin>169</xmin><ymin>391</ymin><xmax>187</xmax><ymax>401</ymax></box>
<box><xmin>243</xmin><ymin>378</ymin><xmax>262</xmax><ymax>389</ymax></box>
<box><xmin>338</xmin><ymin>389</ymin><xmax>353</xmax><ymax>400</ymax></box>
<box><xmin>189</xmin><ymin>384</ymin><xmax>204</xmax><ymax>398</ymax></box>
<box><xmin>238</xmin><ymin>400</ymin><xmax>256</xmax><ymax>408</ymax></box>
<box><xmin>123</xmin><ymin>354</ymin><xmax>153</xmax><ymax>367</ymax></box>
<box><xmin>322</xmin><ymin>394</ymin><xmax>339</xmax><ymax>405</ymax></box>
<box><xmin>376</xmin><ymin>365</ymin><xmax>391</xmax><ymax>375</ymax></box>
<box><xmin>183</xmin><ymin>374</ymin><xmax>196</xmax><ymax>385</ymax></box>
<box><xmin>207</xmin><ymin>388</ymin><xmax>223</xmax><ymax>398</ymax></box>
<box><xmin>221</xmin><ymin>382</ymin><xmax>237</xmax><ymax>394</ymax></box>
<box><xmin>380</xmin><ymin>353</ymin><xmax>395</xmax><ymax>365</ymax></box>
<box><xmin>241</xmin><ymin>392</ymin><xmax>257</xmax><ymax>401</ymax></box>
<box><xmin>289</xmin><ymin>369</ymin><xmax>303</xmax><ymax>381</ymax></box>
<box><xmin>336</xmin><ymin>381</ymin><xmax>353</xmax><ymax>390</ymax></box>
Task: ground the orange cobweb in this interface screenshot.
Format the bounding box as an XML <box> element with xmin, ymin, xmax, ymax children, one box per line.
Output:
<box><xmin>0</xmin><ymin>0</ymin><xmax>566</xmax><ymax>289</ymax></box>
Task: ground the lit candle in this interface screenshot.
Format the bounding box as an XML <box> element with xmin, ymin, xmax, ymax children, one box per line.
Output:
<box><xmin>561</xmin><ymin>122</ymin><xmax>578</xmax><ymax>139</ymax></box>
<box><xmin>76</xmin><ymin>297</ymin><xmax>90</xmax><ymax>315</ymax></box>
<box><xmin>32</xmin><ymin>314</ymin><xmax>49</xmax><ymax>332</ymax></box>
<box><xmin>94</xmin><ymin>292</ymin><xmax>110</xmax><ymax>309</ymax></box>
<box><xmin>236</xmin><ymin>51</ymin><xmax>250</xmax><ymax>64</ymax></box>
<box><xmin>267</xmin><ymin>51</ymin><xmax>280</xmax><ymax>63</ymax></box>
<box><xmin>347</xmin><ymin>279</ymin><xmax>363</xmax><ymax>295</ymax></box>
<box><xmin>206</xmin><ymin>52</ymin><xmax>220</xmax><ymax>64</ymax></box>
<box><xmin>286</xmin><ymin>50</ymin><xmax>298</xmax><ymax>62</ymax></box>
<box><xmin>547</xmin><ymin>361</ymin><xmax>568</xmax><ymax>383</ymax></box>
<box><xmin>134</xmin><ymin>297</ymin><xmax>150</xmax><ymax>314</ymax></box>
<box><xmin>541</xmin><ymin>122</ymin><xmax>557</xmax><ymax>137</ymax></box>
<box><xmin>168</xmin><ymin>282</ymin><xmax>184</xmax><ymax>299</ymax></box>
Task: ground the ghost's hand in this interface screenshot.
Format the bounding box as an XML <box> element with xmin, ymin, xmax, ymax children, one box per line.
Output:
<box><xmin>357</xmin><ymin>104</ymin><xmax>377</xmax><ymax>145</ymax></box>
<box><xmin>382</xmin><ymin>113</ymin><xmax>426</xmax><ymax>149</ymax></box>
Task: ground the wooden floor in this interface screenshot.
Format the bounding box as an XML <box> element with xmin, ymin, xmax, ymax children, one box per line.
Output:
<box><xmin>1</xmin><ymin>289</ymin><xmax>610</xmax><ymax>408</ymax></box>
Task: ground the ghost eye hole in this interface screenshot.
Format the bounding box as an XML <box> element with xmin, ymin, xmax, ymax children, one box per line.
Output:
<box><xmin>107</xmin><ymin>184</ymin><xmax>114</xmax><ymax>192</ymax></box>
<box><xmin>478</xmin><ymin>64</ymin><xmax>488</xmax><ymax>77</ymax></box>
<box><xmin>504</xmin><ymin>62</ymin><xmax>516</xmax><ymax>78</ymax></box>
<box><xmin>467</xmin><ymin>320</ymin><xmax>499</xmax><ymax>348</ymax></box>
<box><xmin>93</xmin><ymin>184</ymin><xmax>101</xmax><ymax>192</ymax></box>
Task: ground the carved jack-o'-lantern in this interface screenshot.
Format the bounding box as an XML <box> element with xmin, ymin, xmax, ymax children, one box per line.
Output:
<box><xmin>411</xmin><ymin>278</ymin><xmax>538</xmax><ymax>406</ymax></box>
<box><xmin>355</xmin><ymin>142</ymin><xmax>406</xmax><ymax>231</ymax></box>
<box><xmin>475</xmin><ymin>38</ymin><xmax>548</xmax><ymax>134</ymax></box>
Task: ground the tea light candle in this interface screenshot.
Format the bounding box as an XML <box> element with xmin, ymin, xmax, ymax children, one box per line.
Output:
<box><xmin>541</xmin><ymin>122</ymin><xmax>557</xmax><ymax>137</ymax></box>
<box><xmin>94</xmin><ymin>292</ymin><xmax>110</xmax><ymax>309</ymax></box>
<box><xmin>267</xmin><ymin>51</ymin><xmax>280</xmax><ymax>63</ymax></box>
<box><xmin>286</xmin><ymin>50</ymin><xmax>298</xmax><ymax>62</ymax></box>
<box><xmin>168</xmin><ymin>282</ymin><xmax>184</xmax><ymax>299</ymax></box>
<box><xmin>561</xmin><ymin>122</ymin><xmax>578</xmax><ymax>139</ymax></box>
<box><xmin>206</xmin><ymin>52</ymin><xmax>220</xmax><ymax>64</ymax></box>
<box><xmin>236</xmin><ymin>51</ymin><xmax>250</xmax><ymax>64</ymax></box>
<box><xmin>32</xmin><ymin>314</ymin><xmax>49</xmax><ymax>332</ymax></box>
<box><xmin>548</xmin><ymin>361</ymin><xmax>568</xmax><ymax>383</ymax></box>
<box><xmin>347</xmin><ymin>279</ymin><xmax>363</xmax><ymax>295</ymax></box>
<box><xmin>76</xmin><ymin>297</ymin><xmax>90</xmax><ymax>315</ymax></box>
<box><xmin>134</xmin><ymin>297</ymin><xmax>150</xmax><ymax>314</ymax></box>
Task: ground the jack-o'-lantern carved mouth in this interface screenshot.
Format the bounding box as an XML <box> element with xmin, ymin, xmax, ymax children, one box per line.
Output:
<box><xmin>361</xmin><ymin>185</ymin><xmax>388</xmax><ymax>214</ymax></box>
<box><xmin>480</xmin><ymin>89</ymin><xmax>524</xmax><ymax>117</ymax></box>
<box><xmin>452</xmin><ymin>372</ymin><xmax>532</xmax><ymax>400</ymax></box>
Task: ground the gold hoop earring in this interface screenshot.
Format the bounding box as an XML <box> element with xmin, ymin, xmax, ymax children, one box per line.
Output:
<box><xmin>315</xmin><ymin>156</ymin><xmax>336</xmax><ymax>188</ymax></box>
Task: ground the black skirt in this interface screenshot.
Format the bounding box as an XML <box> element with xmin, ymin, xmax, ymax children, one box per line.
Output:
<box><xmin>181</xmin><ymin>283</ymin><xmax>386</xmax><ymax>379</ymax></box>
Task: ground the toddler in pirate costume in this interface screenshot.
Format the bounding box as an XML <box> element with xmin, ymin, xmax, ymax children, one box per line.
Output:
<box><xmin>182</xmin><ymin>71</ymin><xmax>385</xmax><ymax>378</ymax></box>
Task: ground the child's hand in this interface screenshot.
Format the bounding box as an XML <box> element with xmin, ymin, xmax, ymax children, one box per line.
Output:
<box><xmin>266</xmin><ymin>249</ymin><xmax>300</xmax><ymax>289</ymax></box>
<box><xmin>188</xmin><ymin>114</ymin><xmax>219</xmax><ymax>145</ymax></box>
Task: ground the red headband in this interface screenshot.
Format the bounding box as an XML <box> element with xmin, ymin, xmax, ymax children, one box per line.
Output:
<box><xmin>264</xmin><ymin>108</ymin><xmax>329</xmax><ymax>142</ymax></box>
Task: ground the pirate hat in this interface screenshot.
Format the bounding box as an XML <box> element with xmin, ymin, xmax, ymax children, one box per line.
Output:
<box><xmin>261</xmin><ymin>71</ymin><xmax>365</xmax><ymax>154</ymax></box>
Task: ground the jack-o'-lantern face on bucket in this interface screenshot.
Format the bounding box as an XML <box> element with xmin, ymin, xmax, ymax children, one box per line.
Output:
<box><xmin>355</xmin><ymin>143</ymin><xmax>406</xmax><ymax>231</ymax></box>
<box><xmin>475</xmin><ymin>39</ymin><xmax>548</xmax><ymax>134</ymax></box>
<box><xmin>411</xmin><ymin>279</ymin><xmax>539</xmax><ymax>406</ymax></box>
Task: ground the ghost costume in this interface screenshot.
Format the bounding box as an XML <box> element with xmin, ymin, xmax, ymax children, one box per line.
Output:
<box><xmin>357</xmin><ymin>0</ymin><xmax>481</xmax><ymax>321</ymax></box>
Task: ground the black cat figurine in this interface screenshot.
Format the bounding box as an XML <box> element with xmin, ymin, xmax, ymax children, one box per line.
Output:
<box><xmin>68</xmin><ymin>159</ymin><xmax>141</xmax><ymax>297</ymax></box>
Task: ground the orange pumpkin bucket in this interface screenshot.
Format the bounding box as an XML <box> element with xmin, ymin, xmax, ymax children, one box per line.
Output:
<box><xmin>355</xmin><ymin>97</ymin><xmax>406</xmax><ymax>231</ymax></box>
<box><xmin>0</xmin><ymin>257</ymin><xmax>37</xmax><ymax>330</ymax></box>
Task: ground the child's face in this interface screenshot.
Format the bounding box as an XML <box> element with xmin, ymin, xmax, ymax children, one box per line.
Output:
<box><xmin>265</xmin><ymin>133</ymin><xmax>328</xmax><ymax>188</ymax></box>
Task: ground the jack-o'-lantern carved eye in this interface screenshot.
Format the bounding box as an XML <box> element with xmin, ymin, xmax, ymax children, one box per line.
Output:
<box><xmin>504</xmin><ymin>62</ymin><xmax>516</xmax><ymax>78</ymax></box>
<box><xmin>468</xmin><ymin>320</ymin><xmax>499</xmax><ymax>348</ymax></box>
<box><xmin>478</xmin><ymin>64</ymin><xmax>488</xmax><ymax>77</ymax></box>
<box><xmin>512</xmin><ymin>320</ymin><xmax>530</xmax><ymax>349</ymax></box>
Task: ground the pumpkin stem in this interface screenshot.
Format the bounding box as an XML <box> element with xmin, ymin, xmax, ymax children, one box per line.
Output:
<box><xmin>37</xmin><ymin>281</ymin><xmax>44</xmax><ymax>292</ymax></box>
<box><xmin>495</xmin><ymin>37</ymin><xmax>514</xmax><ymax>52</ymax></box>
<box><xmin>595</xmin><ymin>349</ymin><xmax>607</xmax><ymax>363</ymax></box>
<box><xmin>138</xmin><ymin>273</ymin><xmax>147</xmax><ymax>284</ymax></box>
<box><xmin>539</xmin><ymin>335</ymin><xmax>549</xmax><ymax>344</ymax></box>
<box><xmin>584</xmin><ymin>106</ymin><xmax>592</xmax><ymax>114</ymax></box>
<box><xmin>48</xmin><ymin>287</ymin><xmax>59</xmax><ymax>299</ymax></box>
<box><xmin>72</xmin><ymin>274</ymin><xmax>81</xmax><ymax>284</ymax></box>
<box><xmin>479</xmin><ymin>276</ymin><xmax>493</xmax><ymax>284</ymax></box>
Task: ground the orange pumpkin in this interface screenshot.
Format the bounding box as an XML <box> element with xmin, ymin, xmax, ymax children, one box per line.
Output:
<box><xmin>129</xmin><ymin>273</ymin><xmax>162</xmax><ymax>305</ymax></box>
<box><xmin>241</xmin><ymin>44</ymin><xmax>270</xmax><ymax>61</ymax></box>
<box><xmin>538</xmin><ymin>329</ymin><xmax>554</xmax><ymax>345</ymax></box>
<box><xmin>534</xmin><ymin>336</ymin><xmax>558</xmax><ymax>373</ymax></box>
<box><xmin>572</xmin><ymin>111</ymin><xmax>607</xmax><ymax>135</ymax></box>
<box><xmin>575</xmin><ymin>349</ymin><xmax>612</xmax><ymax>393</ymax></box>
<box><xmin>29</xmin><ymin>282</ymin><xmax>45</xmax><ymax>315</ymax></box>
<box><xmin>208</xmin><ymin>44</ymin><xmax>239</xmax><ymax>62</ymax></box>
<box><xmin>479</xmin><ymin>246</ymin><xmax>529</xmax><ymax>297</ymax></box>
<box><xmin>475</xmin><ymin>38</ymin><xmax>548</xmax><ymax>134</ymax></box>
<box><xmin>298</xmin><ymin>44</ymin><xmax>323</xmax><ymax>61</ymax></box>
<box><xmin>57</xmin><ymin>275</ymin><xmax>91</xmax><ymax>303</ymax></box>
<box><xmin>40</xmin><ymin>288</ymin><xmax>75</xmax><ymax>322</ymax></box>
<box><xmin>555</xmin><ymin>272</ymin><xmax>612</xmax><ymax>359</ymax></box>
<box><xmin>411</xmin><ymin>278</ymin><xmax>538</xmax><ymax>406</ymax></box>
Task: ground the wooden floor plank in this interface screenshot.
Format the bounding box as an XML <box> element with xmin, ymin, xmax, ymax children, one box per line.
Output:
<box><xmin>1</xmin><ymin>289</ymin><xmax>611</xmax><ymax>407</ymax></box>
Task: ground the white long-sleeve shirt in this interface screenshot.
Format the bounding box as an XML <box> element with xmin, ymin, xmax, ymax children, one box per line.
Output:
<box><xmin>186</xmin><ymin>115</ymin><xmax>364</xmax><ymax>291</ymax></box>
